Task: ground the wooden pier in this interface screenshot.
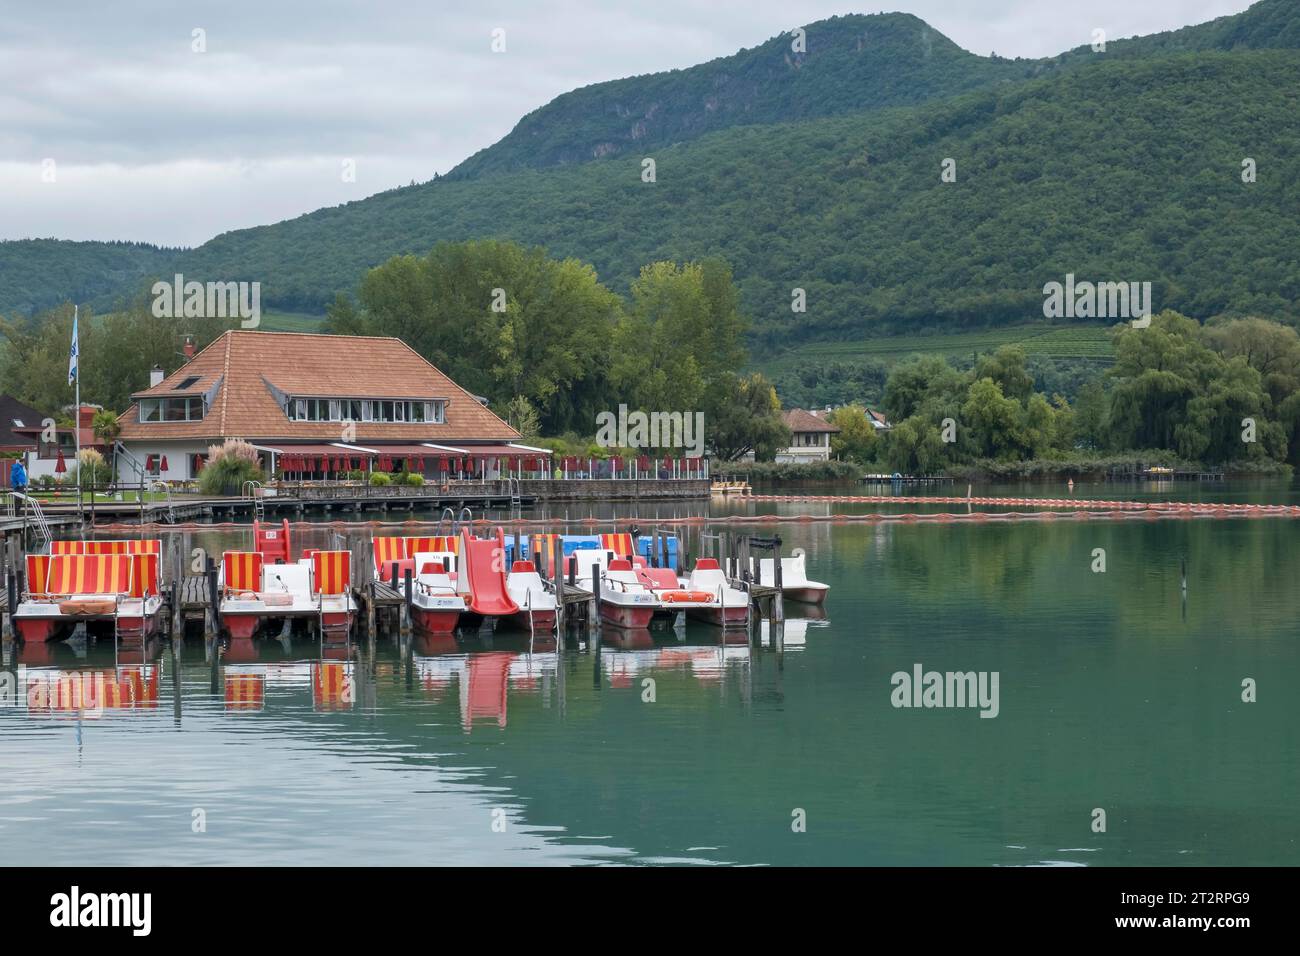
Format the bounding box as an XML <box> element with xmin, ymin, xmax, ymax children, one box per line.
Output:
<box><xmin>1</xmin><ymin>525</ymin><xmax>790</xmax><ymax>643</ymax></box>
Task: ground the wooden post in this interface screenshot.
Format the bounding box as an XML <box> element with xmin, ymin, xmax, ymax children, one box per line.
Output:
<box><xmin>205</xmin><ymin>556</ymin><xmax>220</xmax><ymax>635</ymax></box>
<box><xmin>2</xmin><ymin>536</ymin><xmax>14</xmax><ymax>642</ymax></box>
<box><xmin>552</xmin><ymin>536</ymin><xmax>565</xmax><ymax>633</ymax></box>
<box><xmin>771</xmin><ymin>536</ymin><xmax>784</xmax><ymax>625</ymax></box>
<box><xmin>588</xmin><ymin>562</ymin><xmax>600</xmax><ymax>635</ymax></box>
<box><xmin>402</xmin><ymin>567</ymin><xmax>413</xmax><ymax>634</ymax></box>
<box><xmin>171</xmin><ymin>536</ymin><xmax>184</xmax><ymax>638</ymax></box>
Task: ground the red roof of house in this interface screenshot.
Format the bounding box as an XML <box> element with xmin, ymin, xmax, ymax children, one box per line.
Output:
<box><xmin>782</xmin><ymin>409</ymin><xmax>839</xmax><ymax>433</ymax></box>
<box><xmin>117</xmin><ymin>331</ymin><xmax>519</xmax><ymax>444</ymax></box>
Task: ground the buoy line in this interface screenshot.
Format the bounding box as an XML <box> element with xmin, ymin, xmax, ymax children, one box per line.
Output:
<box><xmin>91</xmin><ymin>500</ymin><xmax>1300</xmax><ymax>534</ymax></box>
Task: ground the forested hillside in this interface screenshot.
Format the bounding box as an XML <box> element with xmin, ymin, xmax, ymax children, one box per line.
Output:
<box><xmin>2</xmin><ymin>1</ymin><xmax>1297</xmax><ymax>349</ymax></box>
<box><xmin>137</xmin><ymin>52</ymin><xmax>1300</xmax><ymax>344</ymax></box>
<box><xmin>0</xmin><ymin>239</ymin><xmax>179</xmax><ymax>316</ymax></box>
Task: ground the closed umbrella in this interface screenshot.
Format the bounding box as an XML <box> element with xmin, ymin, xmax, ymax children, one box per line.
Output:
<box><xmin>55</xmin><ymin>450</ymin><xmax>67</xmax><ymax>474</ymax></box>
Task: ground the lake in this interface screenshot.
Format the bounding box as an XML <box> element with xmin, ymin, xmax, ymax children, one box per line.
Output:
<box><xmin>2</xmin><ymin>480</ymin><xmax>1297</xmax><ymax>865</ymax></box>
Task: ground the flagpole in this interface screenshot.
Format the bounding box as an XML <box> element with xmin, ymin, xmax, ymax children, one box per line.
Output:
<box><xmin>72</xmin><ymin>305</ymin><xmax>82</xmax><ymax>529</ymax></box>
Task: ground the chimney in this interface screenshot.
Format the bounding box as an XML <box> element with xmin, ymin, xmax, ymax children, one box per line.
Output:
<box><xmin>183</xmin><ymin>336</ymin><xmax>195</xmax><ymax>362</ymax></box>
<box><xmin>150</xmin><ymin>365</ymin><xmax>165</xmax><ymax>387</ymax></box>
<box><xmin>78</xmin><ymin>405</ymin><xmax>95</xmax><ymax>429</ymax></box>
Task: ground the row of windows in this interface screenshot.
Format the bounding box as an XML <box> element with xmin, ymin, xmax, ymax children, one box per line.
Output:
<box><xmin>139</xmin><ymin>397</ymin><xmax>205</xmax><ymax>422</ymax></box>
<box><xmin>287</xmin><ymin>398</ymin><xmax>446</xmax><ymax>424</ymax></box>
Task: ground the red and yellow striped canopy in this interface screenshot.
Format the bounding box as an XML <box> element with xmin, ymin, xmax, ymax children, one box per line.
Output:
<box><xmin>47</xmin><ymin>554</ymin><xmax>132</xmax><ymax>596</ymax></box>
<box><xmin>223</xmin><ymin>551</ymin><xmax>264</xmax><ymax>594</ymax></box>
<box><xmin>600</xmin><ymin>533</ymin><xmax>634</xmax><ymax>557</ymax></box>
<box><xmin>312</xmin><ymin>550</ymin><xmax>351</xmax><ymax>595</ymax></box>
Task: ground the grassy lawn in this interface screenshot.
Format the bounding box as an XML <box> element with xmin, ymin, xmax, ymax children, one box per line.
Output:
<box><xmin>19</xmin><ymin>490</ymin><xmax>174</xmax><ymax>504</ymax></box>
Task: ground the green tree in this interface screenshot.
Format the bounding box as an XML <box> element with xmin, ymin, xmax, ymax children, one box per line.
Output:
<box><xmin>705</xmin><ymin>373</ymin><xmax>789</xmax><ymax>461</ymax></box>
<box><xmin>961</xmin><ymin>378</ymin><xmax>1024</xmax><ymax>459</ymax></box>
<box><xmin>885</xmin><ymin>417</ymin><xmax>947</xmax><ymax>473</ymax></box>
<box><xmin>326</xmin><ymin>240</ymin><xmax>622</xmax><ymax>434</ymax></box>
<box><xmin>826</xmin><ymin>404</ymin><xmax>880</xmax><ymax>464</ymax></box>
<box><xmin>974</xmin><ymin>345</ymin><xmax>1034</xmax><ymax>403</ymax></box>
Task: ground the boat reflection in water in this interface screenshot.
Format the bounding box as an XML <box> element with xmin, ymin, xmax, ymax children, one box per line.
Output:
<box><xmin>10</xmin><ymin>633</ymin><xmax>163</xmax><ymax>718</ymax></box>
<box><xmin>412</xmin><ymin>639</ymin><xmax>559</xmax><ymax>733</ymax></box>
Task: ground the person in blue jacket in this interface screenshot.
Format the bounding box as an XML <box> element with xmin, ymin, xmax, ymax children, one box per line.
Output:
<box><xmin>9</xmin><ymin>458</ymin><xmax>28</xmax><ymax>493</ymax></box>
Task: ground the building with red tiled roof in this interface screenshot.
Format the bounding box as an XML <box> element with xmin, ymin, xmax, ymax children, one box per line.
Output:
<box><xmin>776</xmin><ymin>408</ymin><xmax>840</xmax><ymax>463</ymax></box>
<box><xmin>116</xmin><ymin>330</ymin><xmax>543</xmax><ymax>481</ymax></box>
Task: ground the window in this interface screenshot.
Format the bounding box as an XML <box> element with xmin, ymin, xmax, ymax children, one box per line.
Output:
<box><xmin>11</xmin><ymin>418</ymin><xmax>23</xmax><ymax>427</ymax></box>
<box><xmin>286</xmin><ymin>396</ymin><xmax>447</xmax><ymax>423</ymax></box>
<box><xmin>174</xmin><ymin>376</ymin><xmax>200</xmax><ymax>390</ymax></box>
<box><xmin>141</xmin><ymin>397</ymin><xmax>204</xmax><ymax>422</ymax></box>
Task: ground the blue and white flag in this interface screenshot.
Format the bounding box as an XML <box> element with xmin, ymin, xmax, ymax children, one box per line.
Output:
<box><xmin>68</xmin><ymin>306</ymin><xmax>79</xmax><ymax>385</ymax></box>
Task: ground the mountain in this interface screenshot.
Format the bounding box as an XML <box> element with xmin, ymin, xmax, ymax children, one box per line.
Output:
<box><xmin>448</xmin><ymin>0</ymin><xmax>1300</xmax><ymax>180</ymax></box>
<box><xmin>0</xmin><ymin>239</ymin><xmax>178</xmax><ymax>317</ymax></box>
<box><xmin>3</xmin><ymin>1</ymin><xmax>1298</xmax><ymax>345</ymax></box>
<box><xmin>448</xmin><ymin>13</ymin><xmax>1032</xmax><ymax>179</ymax></box>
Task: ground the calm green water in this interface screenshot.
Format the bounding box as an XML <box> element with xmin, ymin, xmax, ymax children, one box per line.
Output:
<box><xmin>2</xmin><ymin>486</ymin><xmax>1298</xmax><ymax>865</ymax></box>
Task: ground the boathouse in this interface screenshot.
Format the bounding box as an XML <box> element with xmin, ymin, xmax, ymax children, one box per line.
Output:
<box><xmin>116</xmin><ymin>330</ymin><xmax>549</xmax><ymax>482</ymax></box>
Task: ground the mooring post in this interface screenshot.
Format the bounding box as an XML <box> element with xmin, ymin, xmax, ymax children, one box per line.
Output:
<box><xmin>552</xmin><ymin>537</ymin><xmax>565</xmax><ymax>633</ymax></box>
<box><xmin>772</xmin><ymin>537</ymin><xmax>784</xmax><ymax>625</ymax></box>
<box><xmin>205</xmin><ymin>556</ymin><xmax>220</xmax><ymax>635</ymax></box>
<box><xmin>171</xmin><ymin>536</ymin><xmax>184</xmax><ymax>638</ymax></box>
<box><xmin>402</xmin><ymin>567</ymin><xmax>413</xmax><ymax>634</ymax></box>
<box><xmin>2</xmin><ymin>538</ymin><xmax>14</xmax><ymax>643</ymax></box>
<box><xmin>589</xmin><ymin>562</ymin><xmax>601</xmax><ymax>635</ymax></box>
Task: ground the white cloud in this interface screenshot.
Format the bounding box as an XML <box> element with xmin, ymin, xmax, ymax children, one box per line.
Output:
<box><xmin>0</xmin><ymin>0</ymin><xmax>1255</xmax><ymax>246</ymax></box>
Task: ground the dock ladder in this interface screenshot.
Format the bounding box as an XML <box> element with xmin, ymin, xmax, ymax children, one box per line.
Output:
<box><xmin>150</xmin><ymin>479</ymin><xmax>176</xmax><ymax>524</ymax></box>
<box><xmin>11</xmin><ymin>491</ymin><xmax>52</xmax><ymax>546</ymax></box>
<box><xmin>243</xmin><ymin>480</ymin><xmax>264</xmax><ymax>521</ymax></box>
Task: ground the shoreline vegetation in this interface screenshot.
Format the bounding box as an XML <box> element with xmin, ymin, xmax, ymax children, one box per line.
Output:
<box><xmin>730</xmin><ymin>454</ymin><xmax>1291</xmax><ymax>487</ymax></box>
<box><xmin>4</xmin><ymin>243</ymin><xmax>1299</xmax><ymax>489</ymax></box>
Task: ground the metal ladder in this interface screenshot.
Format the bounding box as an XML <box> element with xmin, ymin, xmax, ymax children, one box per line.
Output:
<box><xmin>150</xmin><ymin>479</ymin><xmax>175</xmax><ymax>524</ymax></box>
<box><xmin>11</xmin><ymin>492</ymin><xmax>52</xmax><ymax>545</ymax></box>
<box><xmin>508</xmin><ymin>477</ymin><xmax>521</xmax><ymax>509</ymax></box>
<box><xmin>243</xmin><ymin>480</ymin><xmax>264</xmax><ymax>521</ymax></box>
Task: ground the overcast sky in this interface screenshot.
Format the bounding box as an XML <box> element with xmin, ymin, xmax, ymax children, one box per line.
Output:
<box><xmin>0</xmin><ymin>0</ymin><xmax>1253</xmax><ymax>248</ymax></box>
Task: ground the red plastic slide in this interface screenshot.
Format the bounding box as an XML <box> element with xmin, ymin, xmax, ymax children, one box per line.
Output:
<box><xmin>460</xmin><ymin>529</ymin><xmax>520</xmax><ymax>616</ymax></box>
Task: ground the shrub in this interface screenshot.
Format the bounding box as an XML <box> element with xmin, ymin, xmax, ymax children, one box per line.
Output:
<box><xmin>369</xmin><ymin>471</ymin><xmax>392</xmax><ymax>486</ymax></box>
<box><xmin>76</xmin><ymin>449</ymin><xmax>107</xmax><ymax>490</ymax></box>
<box><xmin>730</xmin><ymin>460</ymin><xmax>861</xmax><ymax>482</ymax></box>
<box><xmin>404</xmin><ymin>472</ymin><xmax>424</xmax><ymax>486</ymax></box>
<box><xmin>199</xmin><ymin>439</ymin><xmax>265</xmax><ymax>495</ymax></box>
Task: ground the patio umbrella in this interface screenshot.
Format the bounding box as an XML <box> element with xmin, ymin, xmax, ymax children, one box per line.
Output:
<box><xmin>160</xmin><ymin>455</ymin><xmax>169</xmax><ymax>472</ymax></box>
<box><xmin>55</xmin><ymin>450</ymin><xmax>67</xmax><ymax>474</ymax></box>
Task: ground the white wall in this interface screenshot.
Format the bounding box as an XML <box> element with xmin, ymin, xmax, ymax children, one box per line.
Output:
<box><xmin>116</xmin><ymin>441</ymin><xmax>210</xmax><ymax>481</ymax></box>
